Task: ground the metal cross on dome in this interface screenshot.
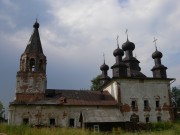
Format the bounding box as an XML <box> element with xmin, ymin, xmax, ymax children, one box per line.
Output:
<box><xmin>125</xmin><ymin>29</ymin><xmax>128</xmax><ymax>34</ymax></box>
<box><xmin>116</xmin><ymin>35</ymin><xmax>119</xmax><ymax>48</ymax></box>
<box><xmin>153</xmin><ymin>37</ymin><xmax>158</xmax><ymax>50</ymax></box>
<box><xmin>125</xmin><ymin>29</ymin><xmax>128</xmax><ymax>39</ymax></box>
<box><xmin>103</xmin><ymin>53</ymin><xmax>105</xmax><ymax>63</ymax></box>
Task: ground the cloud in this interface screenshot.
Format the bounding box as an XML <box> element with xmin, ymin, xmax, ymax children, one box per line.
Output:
<box><xmin>1</xmin><ymin>0</ymin><xmax>18</xmax><ymax>10</ymax></box>
<box><xmin>1</xmin><ymin>0</ymin><xmax>180</xmax><ymax>113</ymax></box>
<box><xmin>42</xmin><ymin>0</ymin><xmax>180</xmax><ymax>85</ymax></box>
<box><xmin>1</xmin><ymin>0</ymin><xmax>180</xmax><ymax>87</ymax></box>
<box><xmin>0</xmin><ymin>14</ymin><xmax>16</xmax><ymax>28</ymax></box>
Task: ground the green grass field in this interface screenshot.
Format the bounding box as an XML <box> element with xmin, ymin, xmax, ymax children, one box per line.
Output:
<box><xmin>0</xmin><ymin>122</ymin><xmax>180</xmax><ymax>135</ymax></box>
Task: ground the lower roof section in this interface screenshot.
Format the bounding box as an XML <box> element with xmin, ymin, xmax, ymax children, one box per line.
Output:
<box><xmin>81</xmin><ymin>109</ymin><xmax>124</xmax><ymax>123</ymax></box>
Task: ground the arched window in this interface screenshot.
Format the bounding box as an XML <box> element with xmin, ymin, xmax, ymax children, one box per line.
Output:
<box><xmin>29</xmin><ymin>58</ymin><xmax>35</xmax><ymax>71</ymax></box>
<box><xmin>39</xmin><ymin>59</ymin><xmax>43</xmax><ymax>71</ymax></box>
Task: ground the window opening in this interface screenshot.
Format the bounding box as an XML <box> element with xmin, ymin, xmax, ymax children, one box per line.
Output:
<box><xmin>157</xmin><ymin>116</ymin><xmax>161</xmax><ymax>122</ymax></box>
<box><xmin>50</xmin><ymin>118</ymin><xmax>55</xmax><ymax>126</ymax></box>
<box><xmin>156</xmin><ymin>100</ymin><xmax>160</xmax><ymax>108</ymax></box>
<box><xmin>69</xmin><ymin>118</ymin><xmax>75</xmax><ymax>127</ymax></box>
<box><xmin>145</xmin><ymin>117</ymin><xmax>149</xmax><ymax>123</ymax></box>
<box><xmin>144</xmin><ymin>100</ymin><xmax>149</xmax><ymax>109</ymax></box>
<box><xmin>131</xmin><ymin>100</ymin><xmax>136</xmax><ymax>109</ymax></box>
<box><xmin>23</xmin><ymin>118</ymin><xmax>29</xmax><ymax>125</ymax></box>
<box><xmin>93</xmin><ymin>125</ymin><xmax>99</xmax><ymax>132</ymax></box>
<box><xmin>30</xmin><ymin>58</ymin><xmax>35</xmax><ymax>71</ymax></box>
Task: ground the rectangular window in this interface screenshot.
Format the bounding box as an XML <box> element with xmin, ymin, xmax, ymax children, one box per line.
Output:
<box><xmin>49</xmin><ymin>118</ymin><xmax>55</xmax><ymax>126</ymax></box>
<box><xmin>156</xmin><ymin>101</ymin><xmax>160</xmax><ymax>108</ymax></box>
<box><xmin>93</xmin><ymin>125</ymin><xmax>99</xmax><ymax>132</ymax></box>
<box><xmin>144</xmin><ymin>100</ymin><xmax>149</xmax><ymax>109</ymax></box>
<box><xmin>23</xmin><ymin>118</ymin><xmax>29</xmax><ymax>125</ymax></box>
<box><xmin>157</xmin><ymin>116</ymin><xmax>161</xmax><ymax>122</ymax></box>
<box><xmin>69</xmin><ymin>118</ymin><xmax>75</xmax><ymax>127</ymax></box>
<box><xmin>131</xmin><ymin>100</ymin><xmax>136</xmax><ymax>109</ymax></box>
<box><xmin>145</xmin><ymin>117</ymin><xmax>149</xmax><ymax>123</ymax></box>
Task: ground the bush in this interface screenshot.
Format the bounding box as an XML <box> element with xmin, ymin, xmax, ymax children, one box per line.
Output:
<box><xmin>151</xmin><ymin>122</ymin><xmax>174</xmax><ymax>131</ymax></box>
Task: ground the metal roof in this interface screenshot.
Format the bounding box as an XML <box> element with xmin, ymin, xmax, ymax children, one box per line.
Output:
<box><xmin>11</xmin><ymin>89</ymin><xmax>117</xmax><ymax>106</ymax></box>
<box><xmin>81</xmin><ymin>109</ymin><xmax>124</xmax><ymax>123</ymax></box>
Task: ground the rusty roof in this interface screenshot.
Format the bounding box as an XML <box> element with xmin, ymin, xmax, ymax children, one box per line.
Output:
<box><xmin>11</xmin><ymin>89</ymin><xmax>117</xmax><ymax>106</ymax></box>
<box><xmin>46</xmin><ymin>89</ymin><xmax>117</xmax><ymax>106</ymax></box>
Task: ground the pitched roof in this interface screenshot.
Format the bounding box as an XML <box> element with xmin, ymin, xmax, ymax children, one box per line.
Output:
<box><xmin>45</xmin><ymin>89</ymin><xmax>117</xmax><ymax>106</ymax></box>
<box><xmin>11</xmin><ymin>89</ymin><xmax>117</xmax><ymax>106</ymax></box>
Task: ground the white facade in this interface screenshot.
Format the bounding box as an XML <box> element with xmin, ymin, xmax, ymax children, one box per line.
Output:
<box><xmin>103</xmin><ymin>78</ymin><xmax>173</xmax><ymax>123</ymax></box>
<box><xmin>8</xmin><ymin>105</ymin><xmax>115</xmax><ymax>126</ymax></box>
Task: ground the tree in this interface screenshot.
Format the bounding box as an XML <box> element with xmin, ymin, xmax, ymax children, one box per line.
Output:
<box><xmin>90</xmin><ymin>75</ymin><xmax>101</xmax><ymax>91</ymax></box>
<box><xmin>171</xmin><ymin>87</ymin><xmax>180</xmax><ymax>107</ymax></box>
<box><xmin>0</xmin><ymin>101</ymin><xmax>4</xmax><ymax>118</ymax></box>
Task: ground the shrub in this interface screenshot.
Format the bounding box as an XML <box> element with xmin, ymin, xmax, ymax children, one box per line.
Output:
<box><xmin>151</xmin><ymin>122</ymin><xmax>174</xmax><ymax>131</ymax></box>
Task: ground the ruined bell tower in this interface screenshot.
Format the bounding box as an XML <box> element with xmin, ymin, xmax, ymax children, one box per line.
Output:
<box><xmin>15</xmin><ymin>20</ymin><xmax>47</xmax><ymax>102</ymax></box>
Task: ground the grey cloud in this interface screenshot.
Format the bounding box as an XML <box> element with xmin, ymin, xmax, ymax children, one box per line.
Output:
<box><xmin>1</xmin><ymin>0</ymin><xmax>180</xmax><ymax>114</ymax></box>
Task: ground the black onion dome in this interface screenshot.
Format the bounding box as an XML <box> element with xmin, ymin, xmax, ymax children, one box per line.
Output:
<box><xmin>100</xmin><ymin>63</ymin><xmax>109</xmax><ymax>71</ymax></box>
<box><xmin>122</xmin><ymin>39</ymin><xmax>135</xmax><ymax>51</ymax></box>
<box><xmin>152</xmin><ymin>50</ymin><xmax>163</xmax><ymax>59</ymax></box>
<box><xmin>113</xmin><ymin>47</ymin><xmax>124</xmax><ymax>56</ymax></box>
<box><xmin>33</xmin><ymin>20</ymin><xmax>39</xmax><ymax>29</ymax></box>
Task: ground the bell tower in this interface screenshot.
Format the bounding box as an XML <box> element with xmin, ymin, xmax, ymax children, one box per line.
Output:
<box><xmin>16</xmin><ymin>20</ymin><xmax>47</xmax><ymax>102</ymax></box>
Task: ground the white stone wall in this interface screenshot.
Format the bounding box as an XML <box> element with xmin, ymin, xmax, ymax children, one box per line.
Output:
<box><xmin>8</xmin><ymin>105</ymin><xmax>114</xmax><ymax>127</ymax></box>
<box><xmin>103</xmin><ymin>78</ymin><xmax>172</xmax><ymax>123</ymax></box>
<box><xmin>105</xmin><ymin>80</ymin><xmax>118</xmax><ymax>100</ymax></box>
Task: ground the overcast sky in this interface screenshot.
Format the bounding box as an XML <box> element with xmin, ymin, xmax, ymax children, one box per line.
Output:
<box><xmin>0</xmin><ymin>0</ymin><xmax>180</xmax><ymax>114</ymax></box>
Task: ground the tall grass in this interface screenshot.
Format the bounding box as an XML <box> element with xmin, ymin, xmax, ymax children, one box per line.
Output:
<box><xmin>0</xmin><ymin>122</ymin><xmax>180</xmax><ymax>135</ymax></box>
<box><xmin>151</xmin><ymin>122</ymin><xmax>174</xmax><ymax>131</ymax></box>
<box><xmin>0</xmin><ymin>124</ymin><xmax>105</xmax><ymax>135</ymax></box>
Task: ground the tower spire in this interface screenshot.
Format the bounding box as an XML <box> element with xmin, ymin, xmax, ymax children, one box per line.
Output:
<box><xmin>25</xmin><ymin>19</ymin><xmax>43</xmax><ymax>54</ymax></box>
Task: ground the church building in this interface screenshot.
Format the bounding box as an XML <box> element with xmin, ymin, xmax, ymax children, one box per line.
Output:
<box><xmin>9</xmin><ymin>20</ymin><xmax>175</xmax><ymax>130</ymax></box>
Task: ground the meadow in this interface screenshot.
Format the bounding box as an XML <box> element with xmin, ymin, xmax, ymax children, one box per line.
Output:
<box><xmin>0</xmin><ymin>122</ymin><xmax>180</xmax><ymax>135</ymax></box>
